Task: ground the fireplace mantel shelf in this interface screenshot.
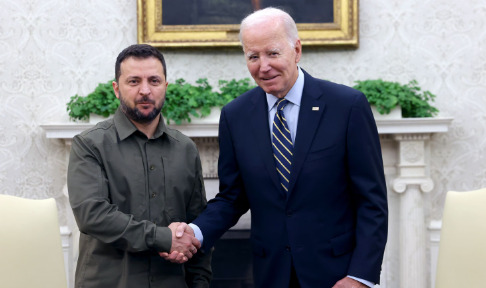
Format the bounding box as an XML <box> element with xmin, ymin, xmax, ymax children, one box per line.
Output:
<box><xmin>41</xmin><ymin>117</ymin><xmax>452</xmax><ymax>140</ymax></box>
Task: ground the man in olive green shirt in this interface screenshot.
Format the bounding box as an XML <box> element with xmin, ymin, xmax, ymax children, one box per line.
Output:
<box><xmin>67</xmin><ymin>44</ymin><xmax>211</xmax><ymax>288</ymax></box>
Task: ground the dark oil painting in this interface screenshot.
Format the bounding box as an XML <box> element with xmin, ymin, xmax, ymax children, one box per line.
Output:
<box><xmin>162</xmin><ymin>0</ymin><xmax>334</xmax><ymax>26</ymax></box>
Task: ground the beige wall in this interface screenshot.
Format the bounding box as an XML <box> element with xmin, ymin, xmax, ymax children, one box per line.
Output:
<box><xmin>0</xmin><ymin>0</ymin><xmax>485</xmax><ymax>257</ymax></box>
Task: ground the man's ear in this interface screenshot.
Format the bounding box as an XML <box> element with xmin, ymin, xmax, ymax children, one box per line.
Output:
<box><xmin>112</xmin><ymin>81</ymin><xmax>120</xmax><ymax>99</ymax></box>
<box><xmin>294</xmin><ymin>39</ymin><xmax>302</xmax><ymax>63</ymax></box>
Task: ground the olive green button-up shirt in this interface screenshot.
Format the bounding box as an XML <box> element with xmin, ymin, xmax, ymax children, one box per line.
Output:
<box><xmin>68</xmin><ymin>108</ymin><xmax>211</xmax><ymax>288</ymax></box>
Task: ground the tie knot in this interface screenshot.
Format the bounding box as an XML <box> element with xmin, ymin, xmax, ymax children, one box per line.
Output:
<box><xmin>277</xmin><ymin>99</ymin><xmax>290</xmax><ymax>111</ymax></box>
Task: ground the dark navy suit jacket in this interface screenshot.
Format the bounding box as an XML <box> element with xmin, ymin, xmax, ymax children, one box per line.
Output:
<box><xmin>193</xmin><ymin>70</ymin><xmax>388</xmax><ymax>287</ymax></box>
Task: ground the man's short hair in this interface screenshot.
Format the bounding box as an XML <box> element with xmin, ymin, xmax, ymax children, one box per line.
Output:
<box><xmin>239</xmin><ymin>7</ymin><xmax>299</xmax><ymax>49</ymax></box>
<box><xmin>115</xmin><ymin>44</ymin><xmax>167</xmax><ymax>82</ymax></box>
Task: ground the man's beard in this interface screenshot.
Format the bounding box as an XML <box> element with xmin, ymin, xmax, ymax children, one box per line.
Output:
<box><xmin>119</xmin><ymin>92</ymin><xmax>164</xmax><ymax>124</ymax></box>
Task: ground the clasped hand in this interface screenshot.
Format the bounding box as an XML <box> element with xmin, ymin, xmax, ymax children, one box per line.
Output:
<box><xmin>159</xmin><ymin>222</ymin><xmax>198</xmax><ymax>264</ymax></box>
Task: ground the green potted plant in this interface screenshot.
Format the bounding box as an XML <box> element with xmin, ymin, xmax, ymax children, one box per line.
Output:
<box><xmin>163</xmin><ymin>78</ymin><xmax>256</xmax><ymax>124</ymax></box>
<box><xmin>217</xmin><ymin>78</ymin><xmax>256</xmax><ymax>105</ymax></box>
<box><xmin>162</xmin><ymin>78</ymin><xmax>218</xmax><ymax>125</ymax></box>
<box><xmin>66</xmin><ymin>78</ymin><xmax>255</xmax><ymax>124</ymax></box>
<box><xmin>66</xmin><ymin>79</ymin><xmax>119</xmax><ymax>122</ymax></box>
<box><xmin>352</xmin><ymin>79</ymin><xmax>439</xmax><ymax>118</ymax></box>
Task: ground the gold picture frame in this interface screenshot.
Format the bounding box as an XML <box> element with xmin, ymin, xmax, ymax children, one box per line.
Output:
<box><xmin>137</xmin><ymin>0</ymin><xmax>359</xmax><ymax>48</ymax></box>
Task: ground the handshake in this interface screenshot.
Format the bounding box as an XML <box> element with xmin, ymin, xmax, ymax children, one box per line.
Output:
<box><xmin>159</xmin><ymin>222</ymin><xmax>198</xmax><ymax>264</ymax></box>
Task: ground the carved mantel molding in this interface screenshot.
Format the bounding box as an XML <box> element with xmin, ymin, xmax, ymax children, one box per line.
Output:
<box><xmin>391</xmin><ymin>132</ymin><xmax>436</xmax><ymax>288</ymax></box>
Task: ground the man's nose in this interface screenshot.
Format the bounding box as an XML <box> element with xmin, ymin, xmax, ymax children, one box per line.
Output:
<box><xmin>259</xmin><ymin>56</ymin><xmax>271</xmax><ymax>73</ymax></box>
<box><xmin>139</xmin><ymin>81</ymin><xmax>150</xmax><ymax>95</ymax></box>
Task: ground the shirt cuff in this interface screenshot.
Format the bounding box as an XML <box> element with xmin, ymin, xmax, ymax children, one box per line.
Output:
<box><xmin>348</xmin><ymin>275</ymin><xmax>374</xmax><ymax>287</ymax></box>
<box><xmin>189</xmin><ymin>223</ymin><xmax>204</xmax><ymax>246</ymax></box>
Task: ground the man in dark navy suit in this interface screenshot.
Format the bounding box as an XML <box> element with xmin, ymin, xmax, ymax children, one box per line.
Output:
<box><xmin>164</xmin><ymin>7</ymin><xmax>388</xmax><ymax>288</ymax></box>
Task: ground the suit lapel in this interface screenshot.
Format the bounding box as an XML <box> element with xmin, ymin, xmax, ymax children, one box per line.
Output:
<box><xmin>249</xmin><ymin>89</ymin><xmax>283</xmax><ymax>194</ymax></box>
<box><xmin>288</xmin><ymin>73</ymin><xmax>326</xmax><ymax>195</ymax></box>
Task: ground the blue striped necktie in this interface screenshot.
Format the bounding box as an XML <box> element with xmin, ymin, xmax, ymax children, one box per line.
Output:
<box><xmin>272</xmin><ymin>98</ymin><xmax>293</xmax><ymax>192</ymax></box>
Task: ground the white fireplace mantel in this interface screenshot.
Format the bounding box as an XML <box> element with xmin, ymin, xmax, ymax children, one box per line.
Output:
<box><xmin>41</xmin><ymin>118</ymin><xmax>452</xmax><ymax>140</ymax></box>
<box><xmin>41</xmin><ymin>116</ymin><xmax>453</xmax><ymax>288</ymax></box>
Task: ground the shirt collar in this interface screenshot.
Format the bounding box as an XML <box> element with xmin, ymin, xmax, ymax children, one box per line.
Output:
<box><xmin>114</xmin><ymin>108</ymin><xmax>167</xmax><ymax>141</ymax></box>
<box><xmin>266</xmin><ymin>67</ymin><xmax>304</xmax><ymax>111</ymax></box>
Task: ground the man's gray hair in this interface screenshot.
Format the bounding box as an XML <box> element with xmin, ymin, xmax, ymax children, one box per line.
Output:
<box><xmin>239</xmin><ymin>7</ymin><xmax>299</xmax><ymax>49</ymax></box>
